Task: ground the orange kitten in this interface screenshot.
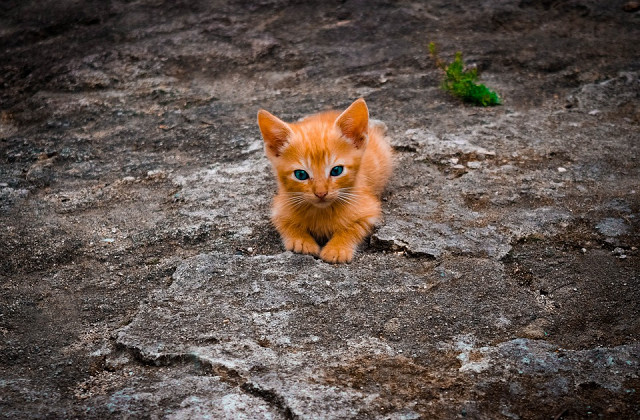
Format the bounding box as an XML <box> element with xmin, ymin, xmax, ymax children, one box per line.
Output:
<box><xmin>257</xmin><ymin>98</ymin><xmax>393</xmax><ymax>263</ymax></box>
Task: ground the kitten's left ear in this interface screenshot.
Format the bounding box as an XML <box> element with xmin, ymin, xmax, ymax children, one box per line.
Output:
<box><xmin>335</xmin><ymin>98</ymin><xmax>369</xmax><ymax>149</ymax></box>
<box><xmin>257</xmin><ymin>109</ymin><xmax>293</xmax><ymax>158</ymax></box>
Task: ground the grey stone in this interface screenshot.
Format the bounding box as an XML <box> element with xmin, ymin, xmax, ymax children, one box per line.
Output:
<box><xmin>2</xmin><ymin>1</ymin><xmax>639</xmax><ymax>419</ymax></box>
<box><xmin>596</xmin><ymin>218</ymin><xmax>630</xmax><ymax>237</ymax></box>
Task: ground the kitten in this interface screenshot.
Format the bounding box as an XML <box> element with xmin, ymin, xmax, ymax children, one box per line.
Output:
<box><xmin>257</xmin><ymin>98</ymin><xmax>393</xmax><ymax>263</ymax></box>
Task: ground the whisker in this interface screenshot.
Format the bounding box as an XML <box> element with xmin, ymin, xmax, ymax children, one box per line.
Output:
<box><xmin>337</xmin><ymin>192</ymin><xmax>360</xmax><ymax>199</ymax></box>
<box><xmin>282</xmin><ymin>195</ymin><xmax>308</xmax><ymax>209</ymax></box>
<box><xmin>336</xmin><ymin>188</ymin><xmax>359</xmax><ymax>195</ymax></box>
<box><xmin>336</xmin><ymin>195</ymin><xmax>357</xmax><ymax>205</ymax></box>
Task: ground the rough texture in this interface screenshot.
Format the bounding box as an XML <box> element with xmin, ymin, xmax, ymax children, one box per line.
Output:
<box><xmin>1</xmin><ymin>1</ymin><xmax>639</xmax><ymax>419</ymax></box>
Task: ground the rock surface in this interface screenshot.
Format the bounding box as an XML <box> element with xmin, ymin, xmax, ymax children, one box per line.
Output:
<box><xmin>1</xmin><ymin>1</ymin><xmax>639</xmax><ymax>419</ymax></box>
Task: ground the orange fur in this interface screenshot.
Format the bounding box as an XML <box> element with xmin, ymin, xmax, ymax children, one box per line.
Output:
<box><xmin>257</xmin><ymin>98</ymin><xmax>393</xmax><ymax>263</ymax></box>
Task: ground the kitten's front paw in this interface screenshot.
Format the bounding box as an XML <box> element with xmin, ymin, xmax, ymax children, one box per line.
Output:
<box><xmin>285</xmin><ymin>237</ymin><xmax>320</xmax><ymax>256</ymax></box>
<box><xmin>320</xmin><ymin>244</ymin><xmax>354</xmax><ymax>264</ymax></box>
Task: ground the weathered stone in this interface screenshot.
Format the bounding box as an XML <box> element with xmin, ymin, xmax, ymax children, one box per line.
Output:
<box><xmin>1</xmin><ymin>1</ymin><xmax>639</xmax><ymax>418</ymax></box>
<box><xmin>596</xmin><ymin>218</ymin><xmax>631</xmax><ymax>237</ymax></box>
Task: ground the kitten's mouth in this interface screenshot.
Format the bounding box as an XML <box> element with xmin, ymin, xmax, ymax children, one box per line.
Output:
<box><xmin>312</xmin><ymin>198</ymin><xmax>333</xmax><ymax>208</ymax></box>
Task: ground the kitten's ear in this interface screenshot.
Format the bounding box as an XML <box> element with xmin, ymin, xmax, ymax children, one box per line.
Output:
<box><xmin>335</xmin><ymin>98</ymin><xmax>369</xmax><ymax>149</ymax></box>
<box><xmin>257</xmin><ymin>109</ymin><xmax>293</xmax><ymax>158</ymax></box>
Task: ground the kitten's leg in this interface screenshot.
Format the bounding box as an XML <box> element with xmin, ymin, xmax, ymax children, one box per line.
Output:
<box><xmin>271</xmin><ymin>197</ymin><xmax>320</xmax><ymax>256</ymax></box>
<box><xmin>274</xmin><ymin>219</ymin><xmax>321</xmax><ymax>256</ymax></box>
<box><xmin>320</xmin><ymin>218</ymin><xmax>374</xmax><ymax>264</ymax></box>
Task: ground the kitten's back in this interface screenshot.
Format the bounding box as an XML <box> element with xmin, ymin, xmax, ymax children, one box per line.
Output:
<box><xmin>360</xmin><ymin>120</ymin><xmax>393</xmax><ymax>196</ymax></box>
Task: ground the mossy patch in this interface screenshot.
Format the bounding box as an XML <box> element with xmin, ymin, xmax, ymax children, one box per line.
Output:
<box><xmin>429</xmin><ymin>42</ymin><xmax>501</xmax><ymax>106</ymax></box>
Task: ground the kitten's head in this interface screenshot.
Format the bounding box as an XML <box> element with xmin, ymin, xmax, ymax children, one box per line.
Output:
<box><xmin>257</xmin><ymin>98</ymin><xmax>369</xmax><ymax>208</ymax></box>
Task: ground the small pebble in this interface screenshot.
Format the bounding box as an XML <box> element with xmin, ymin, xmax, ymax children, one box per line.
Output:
<box><xmin>147</xmin><ymin>169</ymin><xmax>165</xmax><ymax>178</ymax></box>
<box><xmin>467</xmin><ymin>161</ymin><xmax>481</xmax><ymax>169</ymax></box>
<box><xmin>581</xmin><ymin>248</ymin><xmax>587</xmax><ymax>254</ymax></box>
<box><xmin>452</xmin><ymin>164</ymin><xmax>466</xmax><ymax>170</ymax></box>
<box><xmin>557</xmin><ymin>167</ymin><xmax>567</xmax><ymax>173</ymax></box>
<box><xmin>613</xmin><ymin>247</ymin><xmax>625</xmax><ymax>256</ymax></box>
<box><xmin>247</xmin><ymin>247</ymin><xmax>254</xmax><ymax>253</ymax></box>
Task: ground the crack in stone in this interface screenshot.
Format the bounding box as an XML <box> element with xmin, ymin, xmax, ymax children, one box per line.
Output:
<box><xmin>117</xmin><ymin>342</ymin><xmax>242</xmax><ymax>383</ymax></box>
<box><xmin>369</xmin><ymin>234</ymin><xmax>437</xmax><ymax>259</ymax></box>
<box><xmin>116</xmin><ymin>340</ymin><xmax>300</xmax><ymax>418</ymax></box>
<box><xmin>391</xmin><ymin>144</ymin><xmax>418</xmax><ymax>153</ymax></box>
<box><xmin>241</xmin><ymin>381</ymin><xmax>298</xmax><ymax>420</ymax></box>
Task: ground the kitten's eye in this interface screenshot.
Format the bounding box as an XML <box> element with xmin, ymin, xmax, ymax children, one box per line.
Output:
<box><xmin>293</xmin><ymin>170</ymin><xmax>309</xmax><ymax>180</ymax></box>
<box><xmin>330</xmin><ymin>165</ymin><xmax>344</xmax><ymax>176</ymax></box>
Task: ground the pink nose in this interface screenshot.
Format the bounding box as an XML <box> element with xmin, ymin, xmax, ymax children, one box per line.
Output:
<box><xmin>315</xmin><ymin>191</ymin><xmax>328</xmax><ymax>199</ymax></box>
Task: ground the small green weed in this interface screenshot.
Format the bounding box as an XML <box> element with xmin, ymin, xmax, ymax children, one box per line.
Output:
<box><xmin>429</xmin><ymin>42</ymin><xmax>501</xmax><ymax>106</ymax></box>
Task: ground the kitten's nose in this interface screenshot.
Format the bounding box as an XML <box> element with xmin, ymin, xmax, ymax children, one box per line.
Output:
<box><xmin>315</xmin><ymin>191</ymin><xmax>328</xmax><ymax>200</ymax></box>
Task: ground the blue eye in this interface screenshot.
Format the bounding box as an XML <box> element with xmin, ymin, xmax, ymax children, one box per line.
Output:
<box><xmin>330</xmin><ymin>165</ymin><xmax>344</xmax><ymax>176</ymax></box>
<box><xmin>293</xmin><ymin>170</ymin><xmax>309</xmax><ymax>180</ymax></box>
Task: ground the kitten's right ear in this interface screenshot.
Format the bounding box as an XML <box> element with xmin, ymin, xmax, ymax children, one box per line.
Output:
<box><xmin>257</xmin><ymin>110</ymin><xmax>293</xmax><ymax>158</ymax></box>
<box><xmin>335</xmin><ymin>98</ymin><xmax>369</xmax><ymax>149</ymax></box>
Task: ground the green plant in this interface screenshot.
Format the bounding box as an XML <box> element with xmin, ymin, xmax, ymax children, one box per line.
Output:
<box><xmin>429</xmin><ymin>42</ymin><xmax>501</xmax><ymax>106</ymax></box>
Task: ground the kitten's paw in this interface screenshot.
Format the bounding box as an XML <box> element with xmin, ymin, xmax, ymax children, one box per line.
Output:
<box><xmin>286</xmin><ymin>238</ymin><xmax>320</xmax><ymax>256</ymax></box>
<box><xmin>320</xmin><ymin>244</ymin><xmax>354</xmax><ymax>264</ymax></box>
